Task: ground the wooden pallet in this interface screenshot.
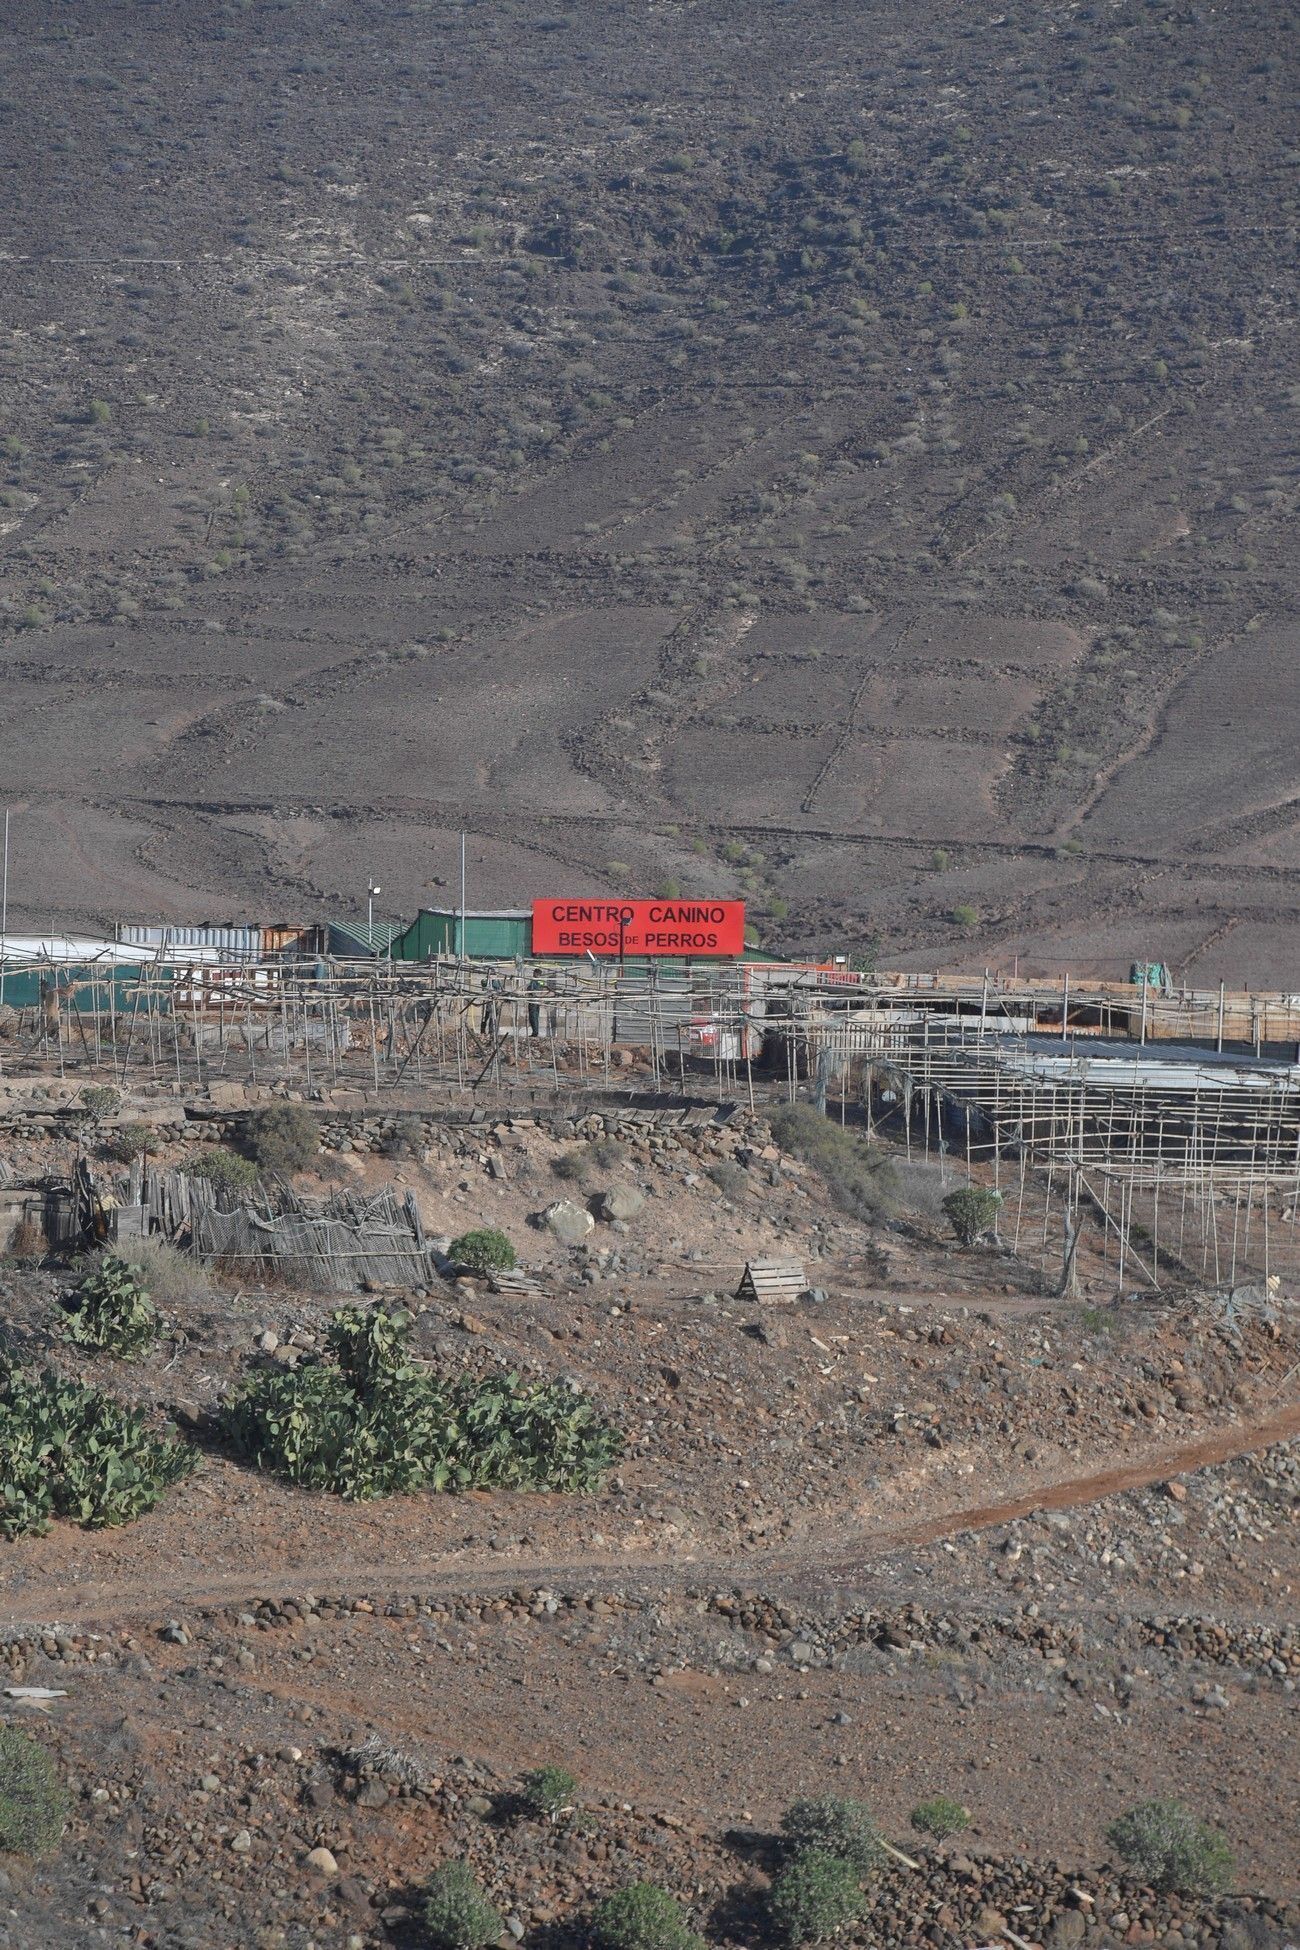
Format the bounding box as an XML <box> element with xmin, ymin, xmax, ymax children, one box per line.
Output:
<box><xmin>734</xmin><ymin>1258</ymin><xmax>807</xmax><ymax>1305</ymax></box>
<box><xmin>488</xmin><ymin>1268</ymin><xmax>549</xmax><ymax>1301</ymax></box>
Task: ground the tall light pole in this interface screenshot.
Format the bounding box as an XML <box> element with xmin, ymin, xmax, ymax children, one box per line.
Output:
<box><xmin>0</xmin><ymin>808</ymin><xmax>9</xmax><ymax>1011</ymax></box>
<box><xmin>459</xmin><ymin>830</ymin><xmax>467</xmax><ymax>963</ymax></box>
<box><xmin>367</xmin><ymin>882</ymin><xmax>381</xmax><ymax>937</ymax></box>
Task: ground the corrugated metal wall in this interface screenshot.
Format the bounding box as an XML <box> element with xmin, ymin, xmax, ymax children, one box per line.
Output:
<box><xmin>118</xmin><ymin>923</ymin><xmax>262</xmax><ymax>959</ymax></box>
<box><xmin>0</xmin><ymin>963</ymin><xmax>175</xmax><ymax>1010</ymax></box>
<box><xmin>392</xmin><ymin>910</ymin><xmax>532</xmax><ymax>961</ymax></box>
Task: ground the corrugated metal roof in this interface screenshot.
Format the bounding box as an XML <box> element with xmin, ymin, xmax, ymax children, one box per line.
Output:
<box><xmin>327</xmin><ymin>920</ymin><xmax>402</xmax><ymax>956</ymax></box>
<box><xmin>991</xmin><ymin>1037</ymin><xmax>1300</xmax><ymax>1092</ymax></box>
<box><xmin>448</xmin><ymin>908</ymin><xmax>531</xmax><ymax>921</ymax></box>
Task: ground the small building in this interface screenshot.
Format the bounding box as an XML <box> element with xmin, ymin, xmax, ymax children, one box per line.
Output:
<box><xmin>392</xmin><ymin>908</ymin><xmax>532</xmax><ymax>962</ymax></box>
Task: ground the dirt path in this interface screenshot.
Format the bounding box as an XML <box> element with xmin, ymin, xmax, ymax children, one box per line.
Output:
<box><xmin>5</xmin><ymin>1400</ymin><xmax>1295</xmax><ymax>1634</ymax></box>
<box><xmin>838</xmin><ymin>1397</ymin><xmax>1300</xmax><ymax>1556</ymax></box>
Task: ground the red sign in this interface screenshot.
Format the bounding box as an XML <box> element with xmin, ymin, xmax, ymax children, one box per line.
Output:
<box><xmin>531</xmin><ymin>899</ymin><xmax>745</xmax><ymax>957</ymax></box>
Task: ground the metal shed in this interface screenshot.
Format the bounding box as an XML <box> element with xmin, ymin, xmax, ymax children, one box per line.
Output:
<box><xmin>392</xmin><ymin>908</ymin><xmax>532</xmax><ymax>961</ymax></box>
<box><xmin>117</xmin><ymin>923</ymin><xmax>263</xmax><ymax>961</ymax></box>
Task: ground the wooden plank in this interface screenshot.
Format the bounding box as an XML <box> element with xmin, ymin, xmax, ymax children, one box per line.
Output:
<box><xmin>488</xmin><ymin>1268</ymin><xmax>548</xmax><ymax>1299</ymax></box>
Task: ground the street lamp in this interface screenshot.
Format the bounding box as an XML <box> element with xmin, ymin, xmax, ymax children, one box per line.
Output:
<box><xmin>367</xmin><ymin>883</ymin><xmax>381</xmax><ymax>935</ymax></box>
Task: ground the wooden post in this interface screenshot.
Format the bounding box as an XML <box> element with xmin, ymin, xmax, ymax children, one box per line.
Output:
<box><xmin>1058</xmin><ymin>1200</ymin><xmax>1083</xmax><ymax>1299</ymax></box>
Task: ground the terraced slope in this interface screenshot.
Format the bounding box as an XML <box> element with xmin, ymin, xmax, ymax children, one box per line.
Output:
<box><xmin>0</xmin><ymin>0</ymin><xmax>1297</xmax><ymax>976</ymax></box>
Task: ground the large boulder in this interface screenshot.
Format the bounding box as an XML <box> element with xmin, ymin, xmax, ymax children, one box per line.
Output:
<box><xmin>537</xmin><ymin>1199</ymin><xmax>594</xmax><ymax>1246</ymax></box>
<box><xmin>595</xmin><ymin>1183</ymin><xmax>645</xmax><ymax>1223</ymax></box>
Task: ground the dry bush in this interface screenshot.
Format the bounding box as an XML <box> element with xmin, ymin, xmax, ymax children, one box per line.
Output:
<box><xmin>768</xmin><ymin>1104</ymin><xmax>897</xmax><ymax>1221</ymax></box>
<box><xmin>6</xmin><ymin>1217</ymin><xmax>46</xmax><ymax>1261</ymax></box>
<box><xmin>889</xmin><ymin>1162</ymin><xmax>952</xmax><ymax>1222</ymax></box>
<box><xmin>119</xmin><ymin>1236</ymin><xmax>214</xmax><ymax>1307</ymax></box>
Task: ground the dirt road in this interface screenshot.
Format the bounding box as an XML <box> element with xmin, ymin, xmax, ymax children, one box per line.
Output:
<box><xmin>5</xmin><ymin>1398</ymin><xmax>1295</xmax><ymax>1633</ymax></box>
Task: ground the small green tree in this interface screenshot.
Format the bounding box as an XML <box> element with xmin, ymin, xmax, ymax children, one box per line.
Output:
<box><xmin>767</xmin><ymin>1851</ymin><xmax>864</xmax><ymax>1944</ymax></box>
<box><xmin>422</xmin><ymin>1859</ymin><xmax>503</xmax><ymax>1950</ymax></box>
<box><xmin>519</xmin><ymin>1763</ymin><xmax>576</xmax><ymax>1822</ymax></box>
<box><xmin>779</xmin><ymin>1798</ymin><xmax>881</xmax><ymax>1874</ymax></box>
<box><xmin>1106</xmin><ymin>1801</ymin><xmax>1234</xmax><ymax>1897</ymax></box>
<box><xmin>80</xmin><ymin>1084</ymin><xmax>122</xmax><ymax>1122</ymax></box>
<box><xmin>242</xmin><ymin>1102</ymin><xmax>319</xmax><ymax>1172</ymax></box>
<box><xmin>592</xmin><ymin>1882</ymin><xmax>704</xmax><ymax>1950</ymax></box>
<box><xmin>450</xmin><ymin>1228</ymin><xmax>516</xmax><ymax>1275</ymax></box>
<box><xmin>941</xmin><ymin>1185</ymin><xmax>1002</xmax><ymax>1246</ymax></box>
<box><xmin>910</xmin><ymin>1797</ymin><xmax>969</xmax><ymax>1840</ymax></box>
<box><xmin>62</xmin><ymin>1256</ymin><xmax>161</xmax><ymax>1358</ymax></box>
<box><xmin>0</xmin><ymin>1728</ymin><xmax>68</xmax><ymax>1856</ymax></box>
<box><xmin>106</xmin><ymin>1122</ymin><xmax>153</xmax><ymax>1164</ymax></box>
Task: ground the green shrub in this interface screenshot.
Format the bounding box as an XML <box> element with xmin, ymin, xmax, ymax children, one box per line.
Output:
<box><xmin>450</xmin><ymin>1228</ymin><xmax>516</xmax><ymax>1275</ymax></box>
<box><xmin>0</xmin><ymin>1727</ymin><xmax>68</xmax><ymax>1856</ymax></box>
<box><xmin>221</xmin><ymin>1305</ymin><xmax>622</xmax><ymax>1501</ymax></box>
<box><xmin>592</xmin><ymin>1881</ymin><xmax>703</xmax><ymax>1950</ymax></box>
<box><xmin>779</xmin><ymin>1797</ymin><xmax>882</xmax><ymax>1874</ymax></box>
<box><xmin>1106</xmin><ymin>1801</ymin><xmax>1234</xmax><ymax>1896</ymax></box>
<box><xmin>941</xmin><ymin>1186</ymin><xmax>1002</xmax><ymax>1246</ymax></box>
<box><xmin>62</xmin><ymin>1255</ymin><xmax>160</xmax><ymax>1358</ymax></box>
<box><xmin>768</xmin><ymin>1104</ymin><xmax>896</xmax><ymax>1222</ymax></box>
<box><xmin>423</xmin><ymin>1859</ymin><xmax>502</xmax><ymax>1950</ymax></box>
<box><xmin>182</xmin><ymin>1148</ymin><xmax>258</xmax><ymax>1195</ymax></box>
<box><xmin>910</xmin><ymin>1797</ymin><xmax>969</xmax><ymax>1840</ymax></box>
<box><xmin>950</xmin><ymin>904</ymin><xmax>979</xmax><ymax>927</ymax></box>
<box><xmin>106</xmin><ymin>1122</ymin><xmax>153</xmax><ymax>1164</ymax></box>
<box><xmin>80</xmin><ymin>1084</ymin><xmax>122</xmax><ymax>1121</ymax></box>
<box><xmin>519</xmin><ymin>1763</ymin><xmax>577</xmax><ymax>1822</ymax></box>
<box><xmin>242</xmin><ymin>1102</ymin><xmax>319</xmax><ymax>1173</ymax></box>
<box><xmin>0</xmin><ymin>1368</ymin><xmax>196</xmax><ymax>1537</ymax></box>
<box><xmin>1078</xmin><ymin>1303</ymin><xmax>1118</xmax><ymax>1335</ymax></box>
<box><xmin>767</xmin><ymin>1851</ymin><xmax>864</xmax><ymax>1944</ymax></box>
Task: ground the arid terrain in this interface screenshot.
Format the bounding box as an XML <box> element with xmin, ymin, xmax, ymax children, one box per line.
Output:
<box><xmin>1</xmin><ymin>0</ymin><xmax>1299</xmax><ymax>975</ymax></box>
<box><xmin>0</xmin><ymin>1089</ymin><xmax>1297</xmax><ymax>1950</ymax></box>
<box><xmin>2</xmin><ymin>3</ymin><xmax>1299</xmax><ymax>1946</ymax></box>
